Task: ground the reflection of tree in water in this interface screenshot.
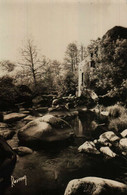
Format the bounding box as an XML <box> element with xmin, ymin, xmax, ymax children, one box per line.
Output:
<box><xmin>77</xmin><ymin>119</ymin><xmax>83</xmax><ymax>136</ymax></box>
<box><xmin>74</xmin><ymin>110</ymin><xmax>105</xmax><ymax>139</ymax></box>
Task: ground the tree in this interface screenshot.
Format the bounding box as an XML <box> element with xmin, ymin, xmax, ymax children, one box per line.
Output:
<box><xmin>64</xmin><ymin>43</ymin><xmax>79</xmax><ymax>72</ymax></box>
<box><xmin>13</xmin><ymin>68</ymin><xmax>32</xmax><ymax>86</ymax></box>
<box><xmin>51</xmin><ymin>60</ymin><xmax>61</xmax><ymax>76</ymax></box>
<box><xmin>18</xmin><ymin>41</ymin><xmax>62</xmax><ymax>94</ymax></box>
<box><xmin>85</xmin><ymin>35</ymin><xmax>127</xmax><ymax>101</ymax></box>
<box><xmin>0</xmin><ymin>60</ymin><xmax>15</xmax><ymax>72</ymax></box>
<box><xmin>55</xmin><ymin>71</ymin><xmax>78</xmax><ymax>96</ymax></box>
<box><xmin>40</xmin><ymin>59</ymin><xmax>62</xmax><ymax>94</ymax></box>
<box><xmin>79</xmin><ymin>44</ymin><xmax>87</xmax><ymax>61</ymax></box>
<box><xmin>85</xmin><ymin>38</ymin><xmax>116</xmax><ymax>94</ymax></box>
<box><xmin>19</xmin><ymin>39</ymin><xmax>42</xmax><ymax>88</ymax></box>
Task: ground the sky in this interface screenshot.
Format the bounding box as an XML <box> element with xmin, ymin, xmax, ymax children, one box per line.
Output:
<box><xmin>0</xmin><ymin>0</ymin><xmax>127</xmax><ymax>63</ymax></box>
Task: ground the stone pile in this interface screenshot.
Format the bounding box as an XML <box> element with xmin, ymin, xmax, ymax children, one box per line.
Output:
<box><xmin>78</xmin><ymin>130</ymin><xmax>127</xmax><ymax>159</ymax></box>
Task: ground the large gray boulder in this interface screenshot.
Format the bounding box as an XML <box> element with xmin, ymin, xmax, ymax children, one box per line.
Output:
<box><xmin>18</xmin><ymin>120</ymin><xmax>52</xmax><ymax>143</ymax></box>
<box><xmin>64</xmin><ymin>177</ymin><xmax>127</xmax><ymax>195</ymax></box>
<box><xmin>18</xmin><ymin>115</ymin><xmax>73</xmax><ymax>145</ymax></box>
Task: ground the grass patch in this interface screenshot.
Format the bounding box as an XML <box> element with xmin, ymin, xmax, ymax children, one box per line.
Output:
<box><xmin>108</xmin><ymin>104</ymin><xmax>126</xmax><ymax>118</ymax></box>
<box><xmin>109</xmin><ymin>114</ymin><xmax>127</xmax><ymax>132</ymax></box>
<box><xmin>108</xmin><ymin>104</ymin><xmax>127</xmax><ymax>132</ymax></box>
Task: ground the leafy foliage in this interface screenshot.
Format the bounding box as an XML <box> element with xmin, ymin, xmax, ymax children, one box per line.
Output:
<box><xmin>0</xmin><ymin>76</ymin><xmax>18</xmax><ymax>110</ymax></box>
<box><xmin>1</xmin><ymin>26</ymin><xmax>127</xmax><ymax>106</ymax></box>
<box><xmin>19</xmin><ymin>39</ymin><xmax>43</xmax><ymax>88</ymax></box>
<box><xmin>85</xmin><ymin>33</ymin><xmax>127</xmax><ymax>106</ymax></box>
<box><xmin>64</xmin><ymin>42</ymin><xmax>79</xmax><ymax>72</ymax></box>
<box><xmin>55</xmin><ymin>71</ymin><xmax>78</xmax><ymax>96</ymax></box>
<box><xmin>108</xmin><ymin>105</ymin><xmax>126</xmax><ymax>118</ymax></box>
<box><xmin>109</xmin><ymin>113</ymin><xmax>127</xmax><ymax>132</ymax></box>
<box><xmin>0</xmin><ymin>60</ymin><xmax>15</xmax><ymax>72</ymax></box>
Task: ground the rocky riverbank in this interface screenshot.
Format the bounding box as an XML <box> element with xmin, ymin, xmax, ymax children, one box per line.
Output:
<box><xmin>0</xmin><ymin>94</ymin><xmax>127</xmax><ymax>194</ymax></box>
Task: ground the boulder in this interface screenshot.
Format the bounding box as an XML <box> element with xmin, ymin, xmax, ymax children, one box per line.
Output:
<box><xmin>49</xmin><ymin>105</ymin><xmax>68</xmax><ymax>112</ymax></box>
<box><xmin>78</xmin><ymin>141</ymin><xmax>100</xmax><ymax>154</ymax></box>
<box><xmin>4</xmin><ymin>113</ymin><xmax>27</xmax><ymax>123</ymax></box>
<box><xmin>89</xmin><ymin>90</ymin><xmax>98</xmax><ymax>101</ymax></box>
<box><xmin>32</xmin><ymin>95</ymin><xmax>53</xmax><ymax>107</ymax></box>
<box><xmin>100</xmin><ymin>146</ymin><xmax>117</xmax><ymax>158</ymax></box>
<box><xmin>93</xmin><ymin>139</ymin><xmax>98</xmax><ymax>144</ymax></box>
<box><xmin>91</xmin><ymin>107</ymin><xmax>100</xmax><ymax>114</ymax></box>
<box><xmin>0</xmin><ymin>122</ymin><xmax>8</xmax><ymax>129</ymax></box>
<box><xmin>99</xmin><ymin>111</ymin><xmax>109</xmax><ymax>123</ymax></box>
<box><xmin>98</xmin><ymin>131</ymin><xmax>119</xmax><ymax>145</ymax></box>
<box><xmin>19</xmin><ymin>108</ymin><xmax>26</xmax><ymax>112</ymax></box>
<box><xmin>13</xmin><ymin>146</ymin><xmax>33</xmax><ymax>156</ymax></box>
<box><xmin>18</xmin><ymin>117</ymin><xmax>73</xmax><ymax>145</ymax></box>
<box><xmin>18</xmin><ymin>120</ymin><xmax>52</xmax><ymax>143</ymax></box>
<box><xmin>23</xmin><ymin>115</ymin><xmax>37</xmax><ymax>123</ymax></box>
<box><xmin>0</xmin><ymin>130</ymin><xmax>15</xmax><ymax>140</ymax></box>
<box><xmin>0</xmin><ymin>122</ymin><xmax>15</xmax><ymax>140</ymax></box>
<box><xmin>100</xmin><ymin>111</ymin><xmax>109</xmax><ymax>117</ymax></box>
<box><xmin>0</xmin><ymin>137</ymin><xmax>16</xmax><ymax>179</ymax></box>
<box><xmin>119</xmin><ymin>138</ymin><xmax>127</xmax><ymax>155</ymax></box>
<box><xmin>38</xmin><ymin>114</ymin><xmax>71</xmax><ymax>129</ymax></box>
<box><xmin>20</xmin><ymin>110</ymin><xmax>30</xmax><ymax>114</ymax></box>
<box><xmin>121</xmin><ymin>129</ymin><xmax>127</xmax><ymax>138</ymax></box>
<box><xmin>35</xmin><ymin>107</ymin><xmax>48</xmax><ymax>113</ymax></box>
<box><xmin>64</xmin><ymin>177</ymin><xmax>127</xmax><ymax>195</ymax></box>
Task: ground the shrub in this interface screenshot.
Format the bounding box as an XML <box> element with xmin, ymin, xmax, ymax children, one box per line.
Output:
<box><xmin>56</xmin><ymin>71</ymin><xmax>77</xmax><ymax>96</ymax></box>
<box><xmin>109</xmin><ymin>114</ymin><xmax>127</xmax><ymax>132</ymax></box>
<box><xmin>108</xmin><ymin>104</ymin><xmax>126</xmax><ymax>118</ymax></box>
<box><xmin>0</xmin><ymin>76</ymin><xmax>18</xmax><ymax>110</ymax></box>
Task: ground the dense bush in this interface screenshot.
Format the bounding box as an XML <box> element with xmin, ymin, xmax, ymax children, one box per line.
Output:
<box><xmin>108</xmin><ymin>104</ymin><xmax>126</xmax><ymax>118</ymax></box>
<box><xmin>86</xmin><ymin>28</ymin><xmax>127</xmax><ymax>105</ymax></box>
<box><xmin>15</xmin><ymin>85</ymin><xmax>33</xmax><ymax>107</ymax></box>
<box><xmin>56</xmin><ymin>71</ymin><xmax>78</xmax><ymax>96</ymax></box>
<box><xmin>0</xmin><ymin>76</ymin><xmax>18</xmax><ymax>110</ymax></box>
<box><xmin>109</xmin><ymin>114</ymin><xmax>127</xmax><ymax>132</ymax></box>
<box><xmin>108</xmin><ymin>104</ymin><xmax>127</xmax><ymax>132</ymax></box>
<box><xmin>0</xmin><ymin>77</ymin><xmax>33</xmax><ymax>110</ymax></box>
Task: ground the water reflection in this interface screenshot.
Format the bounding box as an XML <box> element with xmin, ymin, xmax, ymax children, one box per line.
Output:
<box><xmin>74</xmin><ymin>117</ymin><xmax>84</xmax><ymax>137</ymax></box>
<box><xmin>78</xmin><ymin>119</ymin><xmax>84</xmax><ymax>136</ymax></box>
<box><xmin>72</xmin><ymin>110</ymin><xmax>98</xmax><ymax>139</ymax></box>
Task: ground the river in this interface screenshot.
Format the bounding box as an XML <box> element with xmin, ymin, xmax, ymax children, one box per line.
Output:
<box><xmin>2</xmin><ymin>110</ymin><xmax>127</xmax><ymax>195</ymax></box>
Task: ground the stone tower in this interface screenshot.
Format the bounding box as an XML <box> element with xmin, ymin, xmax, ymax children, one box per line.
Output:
<box><xmin>78</xmin><ymin>55</ymin><xmax>92</xmax><ymax>97</ymax></box>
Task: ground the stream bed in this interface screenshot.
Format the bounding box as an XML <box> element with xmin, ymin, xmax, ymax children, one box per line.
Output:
<box><xmin>2</xmin><ymin>110</ymin><xmax>127</xmax><ymax>195</ymax></box>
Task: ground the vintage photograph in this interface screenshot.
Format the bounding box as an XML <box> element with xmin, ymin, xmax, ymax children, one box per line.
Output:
<box><xmin>0</xmin><ymin>0</ymin><xmax>127</xmax><ymax>194</ymax></box>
